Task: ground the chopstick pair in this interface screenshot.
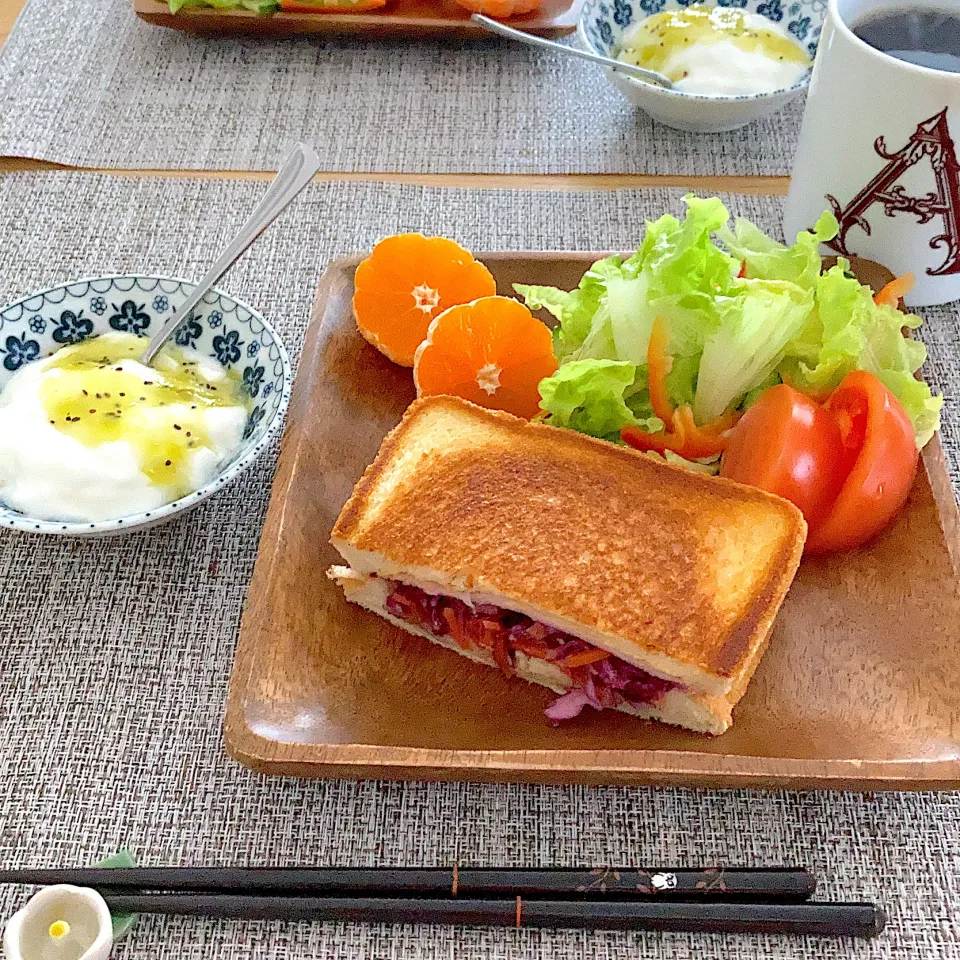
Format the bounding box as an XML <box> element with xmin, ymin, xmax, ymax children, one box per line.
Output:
<box><xmin>0</xmin><ymin>866</ymin><xmax>885</xmax><ymax>939</ymax></box>
<box><xmin>0</xmin><ymin>866</ymin><xmax>816</xmax><ymax>902</ymax></box>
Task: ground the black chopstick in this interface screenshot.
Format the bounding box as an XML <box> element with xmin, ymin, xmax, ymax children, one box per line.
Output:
<box><xmin>95</xmin><ymin>893</ymin><xmax>885</xmax><ymax>938</ymax></box>
<box><xmin>0</xmin><ymin>867</ymin><xmax>815</xmax><ymax>902</ymax></box>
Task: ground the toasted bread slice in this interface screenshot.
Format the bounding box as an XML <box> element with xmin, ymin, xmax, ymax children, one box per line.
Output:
<box><xmin>331</xmin><ymin>396</ymin><xmax>806</xmax><ymax>703</ymax></box>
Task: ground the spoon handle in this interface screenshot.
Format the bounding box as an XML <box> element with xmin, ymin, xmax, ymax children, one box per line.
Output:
<box><xmin>470</xmin><ymin>15</ymin><xmax>673</xmax><ymax>89</ymax></box>
<box><xmin>141</xmin><ymin>142</ymin><xmax>321</xmax><ymax>366</ymax></box>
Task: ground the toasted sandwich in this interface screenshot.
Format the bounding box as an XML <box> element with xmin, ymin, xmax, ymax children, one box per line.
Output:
<box><xmin>329</xmin><ymin>396</ymin><xmax>806</xmax><ymax>734</ymax></box>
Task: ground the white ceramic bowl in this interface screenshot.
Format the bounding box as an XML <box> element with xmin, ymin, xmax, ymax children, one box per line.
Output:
<box><xmin>579</xmin><ymin>0</ymin><xmax>826</xmax><ymax>132</ymax></box>
<box><xmin>0</xmin><ymin>275</ymin><xmax>292</xmax><ymax>536</ymax></box>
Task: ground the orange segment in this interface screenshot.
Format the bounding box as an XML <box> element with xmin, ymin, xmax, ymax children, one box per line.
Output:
<box><xmin>413</xmin><ymin>296</ymin><xmax>558</xmax><ymax>420</ymax></box>
<box><xmin>353</xmin><ymin>234</ymin><xmax>496</xmax><ymax>367</ymax></box>
<box><xmin>455</xmin><ymin>0</ymin><xmax>542</xmax><ymax>15</ymax></box>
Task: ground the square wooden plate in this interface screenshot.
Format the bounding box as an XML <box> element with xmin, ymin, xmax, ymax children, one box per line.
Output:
<box><xmin>134</xmin><ymin>0</ymin><xmax>580</xmax><ymax>39</ymax></box>
<box><xmin>225</xmin><ymin>252</ymin><xmax>960</xmax><ymax>789</ymax></box>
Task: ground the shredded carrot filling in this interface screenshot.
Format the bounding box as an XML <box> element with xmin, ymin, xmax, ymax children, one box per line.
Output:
<box><xmin>558</xmin><ymin>648</ymin><xmax>611</xmax><ymax>669</ymax></box>
<box><xmin>442</xmin><ymin>607</ymin><xmax>466</xmax><ymax>647</ymax></box>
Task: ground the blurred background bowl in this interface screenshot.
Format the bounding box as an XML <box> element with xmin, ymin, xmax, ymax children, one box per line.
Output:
<box><xmin>579</xmin><ymin>0</ymin><xmax>825</xmax><ymax>132</ymax></box>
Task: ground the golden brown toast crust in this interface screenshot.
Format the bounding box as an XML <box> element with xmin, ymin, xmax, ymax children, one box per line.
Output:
<box><xmin>332</xmin><ymin>396</ymin><xmax>806</xmax><ymax>690</ymax></box>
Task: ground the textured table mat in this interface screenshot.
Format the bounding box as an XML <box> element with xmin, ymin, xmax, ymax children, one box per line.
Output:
<box><xmin>0</xmin><ymin>0</ymin><xmax>803</xmax><ymax>174</ymax></box>
<box><xmin>1</xmin><ymin>171</ymin><xmax>959</xmax><ymax>959</ymax></box>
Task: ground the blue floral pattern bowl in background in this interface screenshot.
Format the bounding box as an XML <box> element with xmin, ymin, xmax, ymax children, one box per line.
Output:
<box><xmin>0</xmin><ymin>275</ymin><xmax>292</xmax><ymax>536</ymax></box>
<box><xmin>579</xmin><ymin>0</ymin><xmax>826</xmax><ymax>132</ymax></box>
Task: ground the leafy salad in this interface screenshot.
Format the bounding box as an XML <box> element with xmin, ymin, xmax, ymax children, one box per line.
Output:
<box><xmin>168</xmin><ymin>0</ymin><xmax>277</xmax><ymax>13</ymax></box>
<box><xmin>516</xmin><ymin>196</ymin><xmax>942</xmax><ymax>458</ymax></box>
<box><xmin>166</xmin><ymin>0</ymin><xmax>379</xmax><ymax>13</ymax></box>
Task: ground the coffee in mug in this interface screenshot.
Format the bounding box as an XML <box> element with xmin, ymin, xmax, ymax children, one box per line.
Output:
<box><xmin>854</xmin><ymin>7</ymin><xmax>960</xmax><ymax>73</ymax></box>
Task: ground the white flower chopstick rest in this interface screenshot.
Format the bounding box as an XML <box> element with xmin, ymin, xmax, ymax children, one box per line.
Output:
<box><xmin>4</xmin><ymin>885</ymin><xmax>113</xmax><ymax>960</ymax></box>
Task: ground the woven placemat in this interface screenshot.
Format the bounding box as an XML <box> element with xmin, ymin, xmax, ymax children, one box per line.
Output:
<box><xmin>0</xmin><ymin>0</ymin><xmax>803</xmax><ymax>174</ymax></box>
<box><xmin>0</xmin><ymin>171</ymin><xmax>958</xmax><ymax>959</ymax></box>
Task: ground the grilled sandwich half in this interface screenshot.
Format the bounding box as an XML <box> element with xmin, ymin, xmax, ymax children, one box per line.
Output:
<box><xmin>329</xmin><ymin>396</ymin><xmax>806</xmax><ymax>734</ymax></box>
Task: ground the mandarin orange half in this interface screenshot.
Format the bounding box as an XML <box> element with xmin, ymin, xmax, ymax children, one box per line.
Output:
<box><xmin>353</xmin><ymin>234</ymin><xmax>496</xmax><ymax>367</ymax></box>
<box><xmin>454</xmin><ymin>0</ymin><xmax>543</xmax><ymax>16</ymax></box>
<box><xmin>413</xmin><ymin>295</ymin><xmax>558</xmax><ymax>420</ymax></box>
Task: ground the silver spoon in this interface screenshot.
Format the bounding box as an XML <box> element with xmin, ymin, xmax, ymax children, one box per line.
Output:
<box><xmin>140</xmin><ymin>141</ymin><xmax>321</xmax><ymax>367</ymax></box>
<box><xmin>470</xmin><ymin>14</ymin><xmax>674</xmax><ymax>89</ymax></box>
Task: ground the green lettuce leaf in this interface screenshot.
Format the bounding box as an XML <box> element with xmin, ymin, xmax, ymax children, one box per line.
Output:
<box><xmin>537</xmin><ymin>359</ymin><xmax>662</xmax><ymax>440</ymax></box>
<box><xmin>878</xmin><ymin>370</ymin><xmax>943</xmax><ymax>449</ymax></box>
<box><xmin>665</xmin><ymin>353</ymin><xmax>700</xmax><ymax>410</ymax></box>
<box><xmin>742</xmin><ymin>369</ymin><xmax>782</xmax><ymax>409</ymax></box>
<box><xmin>527</xmin><ymin>195</ymin><xmax>737</xmax><ymax>436</ymax></box>
<box><xmin>605</xmin><ymin>274</ymin><xmax>652</xmax><ymax>365</ymax></box>
<box><xmin>515</xmin><ymin>256</ymin><xmax>624</xmax><ymax>363</ymax></box>
<box><xmin>624</xmin><ymin>195</ymin><xmax>738</xmax><ymax>297</ymax></box>
<box><xmin>611</xmin><ymin>196</ymin><xmax>736</xmax><ymax>365</ymax></box>
<box><xmin>169</xmin><ymin>0</ymin><xmax>277</xmax><ymax>11</ymax></box>
<box><xmin>694</xmin><ymin>278</ymin><xmax>814</xmax><ymax>423</ymax></box>
<box><xmin>169</xmin><ymin>0</ymin><xmax>278</xmax><ymax>13</ymax></box>
<box><xmin>528</xmin><ymin>195</ymin><xmax>940</xmax><ymax>451</ymax></box>
<box><xmin>519</xmin><ymin>196</ymin><xmax>735</xmax><ymax>371</ymax></box>
<box><xmin>784</xmin><ymin>264</ymin><xmax>942</xmax><ymax>446</ymax></box>
<box><xmin>718</xmin><ymin>211</ymin><xmax>838</xmax><ymax>291</ymax></box>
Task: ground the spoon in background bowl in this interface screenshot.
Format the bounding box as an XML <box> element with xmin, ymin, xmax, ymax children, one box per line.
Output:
<box><xmin>470</xmin><ymin>14</ymin><xmax>674</xmax><ymax>89</ymax></box>
<box><xmin>140</xmin><ymin>141</ymin><xmax>321</xmax><ymax>367</ymax></box>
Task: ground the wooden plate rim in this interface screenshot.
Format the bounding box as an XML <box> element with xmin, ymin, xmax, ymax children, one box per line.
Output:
<box><xmin>224</xmin><ymin>252</ymin><xmax>960</xmax><ymax>789</ymax></box>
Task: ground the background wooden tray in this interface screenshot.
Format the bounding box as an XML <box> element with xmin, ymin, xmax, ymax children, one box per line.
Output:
<box><xmin>225</xmin><ymin>252</ymin><xmax>960</xmax><ymax>789</ymax></box>
<box><xmin>134</xmin><ymin>0</ymin><xmax>580</xmax><ymax>39</ymax></box>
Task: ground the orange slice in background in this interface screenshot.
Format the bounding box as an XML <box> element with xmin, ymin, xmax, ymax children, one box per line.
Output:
<box><xmin>413</xmin><ymin>295</ymin><xmax>558</xmax><ymax>420</ymax></box>
<box><xmin>353</xmin><ymin>234</ymin><xmax>496</xmax><ymax>367</ymax></box>
<box><xmin>454</xmin><ymin>0</ymin><xmax>542</xmax><ymax>15</ymax></box>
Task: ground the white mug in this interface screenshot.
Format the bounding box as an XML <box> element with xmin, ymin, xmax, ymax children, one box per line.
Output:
<box><xmin>784</xmin><ymin>0</ymin><xmax>960</xmax><ymax>306</ymax></box>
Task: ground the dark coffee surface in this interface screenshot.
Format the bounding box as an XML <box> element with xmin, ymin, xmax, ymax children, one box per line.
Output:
<box><xmin>854</xmin><ymin>7</ymin><xmax>960</xmax><ymax>72</ymax></box>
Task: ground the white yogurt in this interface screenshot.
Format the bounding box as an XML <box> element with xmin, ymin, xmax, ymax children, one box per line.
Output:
<box><xmin>617</xmin><ymin>4</ymin><xmax>811</xmax><ymax>96</ymax></box>
<box><xmin>0</xmin><ymin>333</ymin><xmax>248</xmax><ymax>523</ymax></box>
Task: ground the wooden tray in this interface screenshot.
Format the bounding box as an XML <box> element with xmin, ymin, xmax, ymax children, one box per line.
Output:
<box><xmin>134</xmin><ymin>0</ymin><xmax>580</xmax><ymax>39</ymax></box>
<box><xmin>225</xmin><ymin>252</ymin><xmax>960</xmax><ymax>790</ymax></box>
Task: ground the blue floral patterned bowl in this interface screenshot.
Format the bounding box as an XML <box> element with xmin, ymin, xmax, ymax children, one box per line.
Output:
<box><xmin>579</xmin><ymin>0</ymin><xmax>825</xmax><ymax>132</ymax></box>
<box><xmin>0</xmin><ymin>275</ymin><xmax>291</xmax><ymax>536</ymax></box>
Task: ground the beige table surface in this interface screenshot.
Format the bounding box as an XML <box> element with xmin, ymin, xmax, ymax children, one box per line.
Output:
<box><xmin>0</xmin><ymin>0</ymin><xmax>789</xmax><ymax>193</ymax></box>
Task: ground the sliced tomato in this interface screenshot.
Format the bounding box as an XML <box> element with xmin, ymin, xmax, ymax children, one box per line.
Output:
<box><xmin>722</xmin><ymin>374</ymin><xmax>919</xmax><ymax>554</ymax></box>
<box><xmin>720</xmin><ymin>384</ymin><xmax>845</xmax><ymax>529</ymax></box>
<box><xmin>805</xmin><ymin>371</ymin><xmax>918</xmax><ymax>555</ymax></box>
